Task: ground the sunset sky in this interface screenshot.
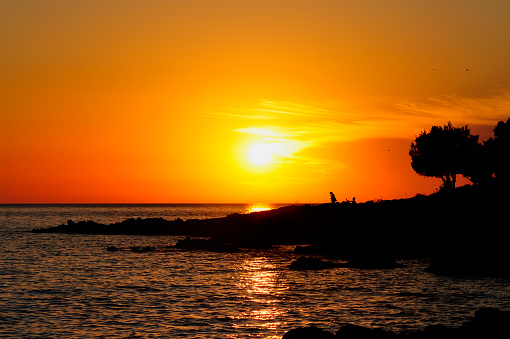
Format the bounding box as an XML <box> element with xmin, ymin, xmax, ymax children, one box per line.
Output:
<box><xmin>2</xmin><ymin>0</ymin><xmax>510</xmax><ymax>203</ymax></box>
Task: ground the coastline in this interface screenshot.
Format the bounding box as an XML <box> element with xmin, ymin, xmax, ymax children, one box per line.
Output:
<box><xmin>32</xmin><ymin>184</ymin><xmax>510</xmax><ymax>277</ymax></box>
<box><xmin>282</xmin><ymin>307</ymin><xmax>510</xmax><ymax>338</ymax></box>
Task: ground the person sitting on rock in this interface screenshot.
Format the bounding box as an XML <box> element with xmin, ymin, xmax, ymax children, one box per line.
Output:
<box><xmin>330</xmin><ymin>192</ymin><xmax>337</xmax><ymax>204</ymax></box>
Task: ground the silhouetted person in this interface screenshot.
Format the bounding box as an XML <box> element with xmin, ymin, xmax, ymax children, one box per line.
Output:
<box><xmin>352</xmin><ymin>197</ymin><xmax>356</xmax><ymax>204</ymax></box>
<box><xmin>330</xmin><ymin>192</ymin><xmax>337</xmax><ymax>204</ymax></box>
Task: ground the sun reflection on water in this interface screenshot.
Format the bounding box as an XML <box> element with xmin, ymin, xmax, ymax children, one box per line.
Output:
<box><xmin>246</xmin><ymin>204</ymin><xmax>273</xmax><ymax>214</ymax></box>
<box><xmin>230</xmin><ymin>257</ymin><xmax>288</xmax><ymax>335</ymax></box>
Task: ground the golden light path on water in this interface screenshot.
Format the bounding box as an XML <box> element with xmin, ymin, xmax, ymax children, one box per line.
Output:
<box><xmin>229</xmin><ymin>257</ymin><xmax>289</xmax><ymax>338</ymax></box>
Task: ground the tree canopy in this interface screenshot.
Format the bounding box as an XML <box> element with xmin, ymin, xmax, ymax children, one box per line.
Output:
<box><xmin>485</xmin><ymin>118</ymin><xmax>510</xmax><ymax>184</ymax></box>
<box><xmin>409</xmin><ymin>122</ymin><xmax>479</xmax><ymax>190</ymax></box>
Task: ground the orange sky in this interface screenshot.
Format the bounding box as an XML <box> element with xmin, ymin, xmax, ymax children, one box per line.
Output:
<box><xmin>1</xmin><ymin>0</ymin><xmax>510</xmax><ymax>203</ymax></box>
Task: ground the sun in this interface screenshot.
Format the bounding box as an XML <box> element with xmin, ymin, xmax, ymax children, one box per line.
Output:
<box><xmin>248</xmin><ymin>143</ymin><xmax>273</xmax><ymax>166</ymax></box>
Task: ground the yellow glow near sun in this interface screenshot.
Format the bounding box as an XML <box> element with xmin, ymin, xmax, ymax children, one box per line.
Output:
<box><xmin>237</xmin><ymin>126</ymin><xmax>314</xmax><ymax>172</ymax></box>
<box><xmin>248</xmin><ymin>143</ymin><xmax>273</xmax><ymax>166</ymax></box>
<box><xmin>247</xmin><ymin>204</ymin><xmax>272</xmax><ymax>213</ymax></box>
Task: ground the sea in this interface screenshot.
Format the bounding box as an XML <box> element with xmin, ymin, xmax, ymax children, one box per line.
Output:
<box><xmin>1</xmin><ymin>204</ymin><xmax>509</xmax><ymax>338</ymax></box>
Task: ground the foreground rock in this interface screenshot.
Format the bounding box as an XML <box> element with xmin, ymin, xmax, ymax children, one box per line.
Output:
<box><xmin>282</xmin><ymin>307</ymin><xmax>510</xmax><ymax>338</ymax></box>
<box><xmin>283</xmin><ymin>325</ymin><xmax>334</xmax><ymax>338</ymax></box>
<box><xmin>426</xmin><ymin>253</ymin><xmax>510</xmax><ymax>278</ymax></box>
<box><xmin>336</xmin><ymin>324</ymin><xmax>393</xmax><ymax>338</ymax></box>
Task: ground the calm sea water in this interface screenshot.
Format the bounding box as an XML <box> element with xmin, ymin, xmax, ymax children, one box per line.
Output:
<box><xmin>1</xmin><ymin>204</ymin><xmax>509</xmax><ymax>338</ymax></box>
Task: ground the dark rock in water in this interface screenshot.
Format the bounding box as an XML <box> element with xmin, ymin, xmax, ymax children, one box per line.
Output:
<box><xmin>32</xmin><ymin>217</ymin><xmax>185</xmax><ymax>235</ymax></box>
<box><xmin>282</xmin><ymin>308</ymin><xmax>510</xmax><ymax>339</ymax></box>
<box><xmin>173</xmin><ymin>237</ymin><xmax>240</xmax><ymax>253</ymax></box>
<box><xmin>335</xmin><ymin>324</ymin><xmax>394</xmax><ymax>338</ymax></box>
<box><xmin>419</xmin><ymin>324</ymin><xmax>454</xmax><ymax>338</ymax></box>
<box><xmin>425</xmin><ymin>254</ymin><xmax>510</xmax><ymax>278</ymax></box>
<box><xmin>282</xmin><ymin>325</ymin><xmax>335</xmax><ymax>338</ymax></box>
<box><xmin>457</xmin><ymin>307</ymin><xmax>510</xmax><ymax>338</ymax></box>
<box><xmin>106</xmin><ymin>246</ymin><xmax>118</xmax><ymax>252</ymax></box>
<box><xmin>289</xmin><ymin>256</ymin><xmax>340</xmax><ymax>270</ymax></box>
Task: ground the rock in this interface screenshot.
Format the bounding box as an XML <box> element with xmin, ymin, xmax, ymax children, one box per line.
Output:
<box><xmin>426</xmin><ymin>254</ymin><xmax>510</xmax><ymax>277</ymax></box>
<box><xmin>106</xmin><ymin>245</ymin><xmax>118</xmax><ymax>252</ymax></box>
<box><xmin>282</xmin><ymin>308</ymin><xmax>510</xmax><ymax>339</ymax></box>
<box><xmin>282</xmin><ymin>325</ymin><xmax>335</xmax><ymax>338</ymax></box>
<box><xmin>418</xmin><ymin>324</ymin><xmax>453</xmax><ymax>338</ymax></box>
<box><xmin>458</xmin><ymin>307</ymin><xmax>510</xmax><ymax>337</ymax></box>
<box><xmin>336</xmin><ymin>324</ymin><xmax>395</xmax><ymax>338</ymax></box>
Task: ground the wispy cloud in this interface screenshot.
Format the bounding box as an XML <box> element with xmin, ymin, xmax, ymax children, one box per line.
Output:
<box><xmin>214</xmin><ymin>99</ymin><xmax>395</xmax><ymax>143</ymax></box>
<box><xmin>395</xmin><ymin>91</ymin><xmax>510</xmax><ymax>130</ymax></box>
<box><xmin>256</xmin><ymin>100</ymin><xmax>339</xmax><ymax>119</ymax></box>
<box><xmin>212</xmin><ymin>99</ymin><xmax>343</xmax><ymax>121</ymax></box>
<box><xmin>233</xmin><ymin>126</ymin><xmax>308</xmax><ymax>138</ymax></box>
<box><xmin>215</xmin><ymin>92</ymin><xmax>510</xmax><ymax>173</ymax></box>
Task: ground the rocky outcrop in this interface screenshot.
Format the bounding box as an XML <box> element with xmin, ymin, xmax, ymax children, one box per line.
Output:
<box><xmin>33</xmin><ymin>217</ymin><xmax>186</xmax><ymax>235</ymax></box>
<box><xmin>32</xmin><ymin>185</ymin><xmax>510</xmax><ymax>274</ymax></box>
<box><xmin>282</xmin><ymin>307</ymin><xmax>510</xmax><ymax>338</ymax></box>
<box><xmin>425</xmin><ymin>253</ymin><xmax>510</xmax><ymax>278</ymax></box>
<box><xmin>283</xmin><ymin>325</ymin><xmax>335</xmax><ymax>338</ymax></box>
<box><xmin>336</xmin><ymin>324</ymin><xmax>394</xmax><ymax>338</ymax></box>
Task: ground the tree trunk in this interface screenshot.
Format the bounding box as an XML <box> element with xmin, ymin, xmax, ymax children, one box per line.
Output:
<box><xmin>441</xmin><ymin>174</ymin><xmax>456</xmax><ymax>190</ymax></box>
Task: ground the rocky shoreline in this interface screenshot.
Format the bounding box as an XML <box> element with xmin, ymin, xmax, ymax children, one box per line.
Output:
<box><xmin>282</xmin><ymin>307</ymin><xmax>510</xmax><ymax>338</ymax></box>
<box><xmin>32</xmin><ymin>185</ymin><xmax>510</xmax><ymax>277</ymax></box>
